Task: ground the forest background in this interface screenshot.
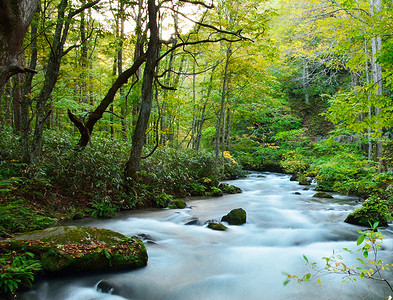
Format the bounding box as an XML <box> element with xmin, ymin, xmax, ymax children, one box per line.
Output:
<box><xmin>1</xmin><ymin>0</ymin><xmax>393</xmax><ymax>294</ymax></box>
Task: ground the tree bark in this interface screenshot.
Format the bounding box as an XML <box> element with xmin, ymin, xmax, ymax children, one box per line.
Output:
<box><xmin>125</xmin><ymin>0</ymin><xmax>160</xmax><ymax>180</ymax></box>
<box><xmin>12</xmin><ymin>74</ymin><xmax>22</xmax><ymax>133</ymax></box>
<box><xmin>0</xmin><ymin>0</ymin><xmax>39</xmax><ymax>92</ymax></box>
<box><xmin>21</xmin><ymin>17</ymin><xmax>38</xmax><ymax>163</ymax></box>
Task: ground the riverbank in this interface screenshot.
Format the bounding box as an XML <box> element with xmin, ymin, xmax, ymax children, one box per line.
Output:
<box><xmin>19</xmin><ymin>173</ymin><xmax>393</xmax><ymax>300</ymax></box>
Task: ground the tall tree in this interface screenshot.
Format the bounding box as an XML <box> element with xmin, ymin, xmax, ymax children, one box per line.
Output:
<box><xmin>30</xmin><ymin>0</ymin><xmax>100</xmax><ymax>161</ymax></box>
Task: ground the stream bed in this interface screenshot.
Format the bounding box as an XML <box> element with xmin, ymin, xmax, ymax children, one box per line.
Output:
<box><xmin>21</xmin><ymin>172</ymin><xmax>393</xmax><ymax>299</ymax></box>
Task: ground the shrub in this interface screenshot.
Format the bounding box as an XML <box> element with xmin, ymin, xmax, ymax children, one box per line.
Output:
<box><xmin>0</xmin><ymin>252</ymin><xmax>42</xmax><ymax>296</ymax></box>
<box><xmin>90</xmin><ymin>196</ymin><xmax>117</xmax><ymax>218</ymax></box>
<box><xmin>344</xmin><ymin>196</ymin><xmax>391</xmax><ymax>227</ymax></box>
<box><xmin>156</xmin><ymin>192</ymin><xmax>173</xmax><ymax>208</ymax></box>
<box><xmin>0</xmin><ymin>200</ymin><xmax>55</xmax><ymax>235</ymax></box>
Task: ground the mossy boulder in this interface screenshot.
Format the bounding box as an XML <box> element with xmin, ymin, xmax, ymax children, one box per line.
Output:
<box><xmin>168</xmin><ymin>199</ymin><xmax>187</xmax><ymax>209</ymax></box>
<box><xmin>344</xmin><ymin>197</ymin><xmax>390</xmax><ymax>227</ymax></box>
<box><xmin>221</xmin><ymin>208</ymin><xmax>246</xmax><ymax>225</ymax></box>
<box><xmin>0</xmin><ymin>226</ymin><xmax>148</xmax><ymax>274</ymax></box>
<box><xmin>218</xmin><ymin>183</ymin><xmax>242</xmax><ymax>194</ymax></box>
<box><xmin>207</xmin><ymin>222</ymin><xmax>228</xmax><ymax>231</ymax></box>
<box><xmin>313</xmin><ymin>192</ymin><xmax>334</xmax><ymax>199</ymax></box>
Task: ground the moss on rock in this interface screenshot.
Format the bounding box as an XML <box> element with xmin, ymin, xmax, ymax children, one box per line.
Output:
<box><xmin>218</xmin><ymin>183</ymin><xmax>242</xmax><ymax>194</ymax></box>
<box><xmin>207</xmin><ymin>222</ymin><xmax>227</xmax><ymax>231</ymax></box>
<box><xmin>0</xmin><ymin>226</ymin><xmax>148</xmax><ymax>274</ymax></box>
<box><xmin>221</xmin><ymin>208</ymin><xmax>246</xmax><ymax>225</ymax></box>
<box><xmin>168</xmin><ymin>199</ymin><xmax>186</xmax><ymax>209</ymax></box>
<box><xmin>312</xmin><ymin>192</ymin><xmax>334</xmax><ymax>199</ymax></box>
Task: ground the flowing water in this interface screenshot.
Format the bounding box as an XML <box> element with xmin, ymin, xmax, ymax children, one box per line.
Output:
<box><xmin>21</xmin><ymin>172</ymin><xmax>393</xmax><ymax>300</ymax></box>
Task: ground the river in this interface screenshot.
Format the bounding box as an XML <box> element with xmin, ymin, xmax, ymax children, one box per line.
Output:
<box><xmin>21</xmin><ymin>172</ymin><xmax>393</xmax><ymax>299</ymax></box>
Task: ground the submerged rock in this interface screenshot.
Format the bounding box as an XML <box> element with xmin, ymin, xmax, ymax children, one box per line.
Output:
<box><xmin>313</xmin><ymin>192</ymin><xmax>334</xmax><ymax>199</ymax></box>
<box><xmin>1</xmin><ymin>226</ymin><xmax>148</xmax><ymax>274</ymax></box>
<box><xmin>221</xmin><ymin>208</ymin><xmax>246</xmax><ymax>225</ymax></box>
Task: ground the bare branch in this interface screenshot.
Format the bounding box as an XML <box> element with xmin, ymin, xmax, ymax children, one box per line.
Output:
<box><xmin>178</xmin><ymin>0</ymin><xmax>214</xmax><ymax>9</ymax></box>
<box><xmin>155</xmin><ymin>77</ymin><xmax>177</xmax><ymax>90</ymax></box>
<box><xmin>103</xmin><ymin>110</ymin><xmax>125</xmax><ymax>119</ymax></box>
<box><xmin>68</xmin><ymin>0</ymin><xmax>101</xmax><ymax>19</ymax></box>
<box><xmin>158</xmin><ymin>37</ymin><xmax>243</xmax><ymax>62</ymax></box>
<box><xmin>157</xmin><ymin>64</ymin><xmax>218</xmax><ymax>78</ymax></box>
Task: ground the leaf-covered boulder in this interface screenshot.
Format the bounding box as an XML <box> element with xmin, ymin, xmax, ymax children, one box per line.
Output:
<box><xmin>0</xmin><ymin>226</ymin><xmax>148</xmax><ymax>274</ymax></box>
<box><xmin>312</xmin><ymin>192</ymin><xmax>334</xmax><ymax>199</ymax></box>
<box><xmin>221</xmin><ymin>208</ymin><xmax>246</xmax><ymax>225</ymax></box>
<box><xmin>344</xmin><ymin>196</ymin><xmax>390</xmax><ymax>227</ymax></box>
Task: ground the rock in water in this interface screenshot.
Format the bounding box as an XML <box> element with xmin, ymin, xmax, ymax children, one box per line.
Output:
<box><xmin>97</xmin><ymin>280</ymin><xmax>120</xmax><ymax>295</ymax></box>
<box><xmin>0</xmin><ymin>226</ymin><xmax>148</xmax><ymax>274</ymax></box>
<box><xmin>221</xmin><ymin>208</ymin><xmax>246</xmax><ymax>225</ymax></box>
<box><xmin>207</xmin><ymin>222</ymin><xmax>228</xmax><ymax>231</ymax></box>
<box><xmin>313</xmin><ymin>192</ymin><xmax>334</xmax><ymax>199</ymax></box>
<box><xmin>218</xmin><ymin>183</ymin><xmax>242</xmax><ymax>194</ymax></box>
<box><xmin>168</xmin><ymin>199</ymin><xmax>187</xmax><ymax>209</ymax></box>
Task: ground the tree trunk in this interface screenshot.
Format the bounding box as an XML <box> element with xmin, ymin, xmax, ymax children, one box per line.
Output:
<box><xmin>195</xmin><ymin>65</ymin><xmax>217</xmax><ymax>151</ymax></box>
<box><xmin>369</xmin><ymin>0</ymin><xmax>383</xmax><ymax>165</ymax></box>
<box><xmin>31</xmin><ymin>0</ymin><xmax>68</xmax><ymax>161</ymax></box>
<box><xmin>12</xmin><ymin>74</ymin><xmax>22</xmax><ymax>133</ymax></box>
<box><xmin>302</xmin><ymin>59</ymin><xmax>309</xmax><ymax>105</ymax></box>
<box><xmin>125</xmin><ymin>0</ymin><xmax>160</xmax><ymax>180</ymax></box>
<box><xmin>0</xmin><ymin>0</ymin><xmax>39</xmax><ymax>92</ymax></box>
<box><xmin>21</xmin><ymin>17</ymin><xmax>38</xmax><ymax>163</ymax></box>
<box><xmin>215</xmin><ymin>46</ymin><xmax>231</xmax><ymax>174</ymax></box>
<box><xmin>31</xmin><ymin>0</ymin><xmax>100</xmax><ymax>161</ymax></box>
<box><xmin>131</xmin><ymin>0</ymin><xmax>145</xmax><ymax>129</ymax></box>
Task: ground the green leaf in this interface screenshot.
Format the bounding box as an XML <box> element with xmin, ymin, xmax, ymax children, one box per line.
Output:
<box><xmin>357</xmin><ymin>234</ymin><xmax>365</xmax><ymax>246</ymax></box>
<box><xmin>303</xmin><ymin>255</ymin><xmax>309</xmax><ymax>263</ymax></box>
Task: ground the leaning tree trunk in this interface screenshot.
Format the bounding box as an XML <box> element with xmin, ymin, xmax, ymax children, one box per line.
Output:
<box><xmin>125</xmin><ymin>0</ymin><xmax>160</xmax><ymax>181</ymax></box>
<box><xmin>0</xmin><ymin>0</ymin><xmax>39</xmax><ymax>93</ymax></box>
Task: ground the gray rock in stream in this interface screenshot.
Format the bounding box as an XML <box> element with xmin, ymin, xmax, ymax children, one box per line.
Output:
<box><xmin>185</xmin><ymin>218</ymin><xmax>200</xmax><ymax>225</ymax></box>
